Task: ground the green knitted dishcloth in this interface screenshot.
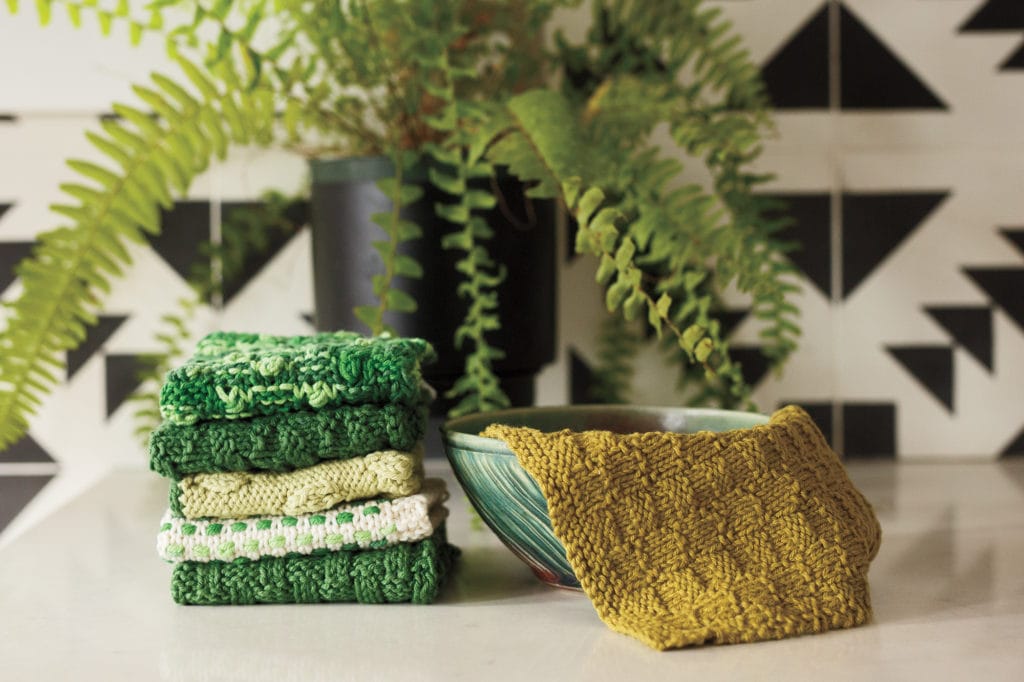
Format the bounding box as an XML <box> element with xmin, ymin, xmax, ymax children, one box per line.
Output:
<box><xmin>149</xmin><ymin>400</ymin><xmax>428</xmax><ymax>480</ymax></box>
<box><xmin>170</xmin><ymin>528</ymin><xmax>458</xmax><ymax>605</ymax></box>
<box><xmin>169</xmin><ymin>448</ymin><xmax>424</xmax><ymax>518</ymax></box>
<box><xmin>159</xmin><ymin>331</ymin><xmax>435</xmax><ymax>425</ymax></box>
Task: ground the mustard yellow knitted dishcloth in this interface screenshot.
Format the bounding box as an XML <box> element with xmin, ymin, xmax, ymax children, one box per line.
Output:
<box><xmin>170</xmin><ymin>447</ymin><xmax>423</xmax><ymax>518</ymax></box>
<box><xmin>482</xmin><ymin>405</ymin><xmax>882</xmax><ymax>650</ymax></box>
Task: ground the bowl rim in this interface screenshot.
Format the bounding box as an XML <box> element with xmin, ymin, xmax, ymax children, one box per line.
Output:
<box><xmin>441</xmin><ymin>404</ymin><xmax>769</xmax><ymax>457</ymax></box>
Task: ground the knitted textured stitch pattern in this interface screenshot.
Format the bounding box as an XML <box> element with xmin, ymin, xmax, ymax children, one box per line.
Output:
<box><xmin>149</xmin><ymin>400</ymin><xmax>427</xmax><ymax>480</ymax></box>
<box><xmin>171</xmin><ymin>527</ymin><xmax>458</xmax><ymax>605</ymax></box>
<box><xmin>158</xmin><ymin>479</ymin><xmax>449</xmax><ymax>563</ymax></box>
<box><xmin>159</xmin><ymin>331</ymin><xmax>435</xmax><ymax>425</ymax></box>
<box><xmin>170</xmin><ymin>448</ymin><xmax>423</xmax><ymax>518</ymax></box>
<box><xmin>482</xmin><ymin>405</ymin><xmax>882</xmax><ymax>650</ymax></box>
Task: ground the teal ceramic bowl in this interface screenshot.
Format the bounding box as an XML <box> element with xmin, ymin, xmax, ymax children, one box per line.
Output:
<box><xmin>441</xmin><ymin>405</ymin><xmax>769</xmax><ymax>590</ymax></box>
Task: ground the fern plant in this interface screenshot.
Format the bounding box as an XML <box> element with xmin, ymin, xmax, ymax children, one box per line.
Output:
<box><xmin>0</xmin><ymin>0</ymin><xmax>800</xmax><ymax>450</ymax></box>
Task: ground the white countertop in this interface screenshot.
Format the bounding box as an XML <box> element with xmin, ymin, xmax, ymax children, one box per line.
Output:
<box><xmin>2</xmin><ymin>459</ymin><xmax>1023</xmax><ymax>681</ymax></box>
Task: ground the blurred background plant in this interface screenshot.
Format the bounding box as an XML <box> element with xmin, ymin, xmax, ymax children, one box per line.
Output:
<box><xmin>0</xmin><ymin>0</ymin><xmax>799</xmax><ymax>451</ymax></box>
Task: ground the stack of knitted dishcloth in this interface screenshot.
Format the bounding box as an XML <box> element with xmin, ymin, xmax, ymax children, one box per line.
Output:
<box><xmin>150</xmin><ymin>330</ymin><xmax>458</xmax><ymax>605</ymax></box>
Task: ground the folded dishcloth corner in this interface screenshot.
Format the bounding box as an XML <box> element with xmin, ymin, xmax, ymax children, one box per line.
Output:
<box><xmin>482</xmin><ymin>405</ymin><xmax>882</xmax><ymax>650</ymax></box>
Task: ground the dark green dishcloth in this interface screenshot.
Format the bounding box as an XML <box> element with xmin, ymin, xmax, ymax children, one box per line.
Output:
<box><xmin>170</xmin><ymin>529</ymin><xmax>458</xmax><ymax>605</ymax></box>
<box><xmin>159</xmin><ymin>331</ymin><xmax>435</xmax><ymax>425</ymax></box>
<box><xmin>149</xmin><ymin>401</ymin><xmax>428</xmax><ymax>480</ymax></box>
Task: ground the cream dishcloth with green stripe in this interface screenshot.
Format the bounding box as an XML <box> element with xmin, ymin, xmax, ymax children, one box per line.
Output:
<box><xmin>170</xmin><ymin>446</ymin><xmax>423</xmax><ymax>518</ymax></box>
<box><xmin>159</xmin><ymin>478</ymin><xmax>448</xmax><ymax>562</ymax></box>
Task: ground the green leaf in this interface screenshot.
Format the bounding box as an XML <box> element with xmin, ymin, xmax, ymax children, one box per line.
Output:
<box><xmin>605</xmin><ymin>279</ymin><xmax>631</xmax><ymax>312</ymax></box>
<box><xmin>647</xmin><ymin>305</ymin><xmax>663</xmax><ymax>338</ymax></box>
<box><xmin>175</xmin><ymin>56</ymin><xmax>220</xmax><ymax>100</ymax></box>
<box><xmin>428</xmin><ymin>168</ymin><xmax>465</xmax><ymax>195</ymax></box>
<box><xmin>211</xmin><ymin>0</ymin><xmax>233</xmax><ymax>20</ymax></box>
<box><xmin>396</xmin><ymin>220</ymin><xmax>422</xmax><ymax>241</ymax></box>
<box><xmin>34</xmin><ymin>0</ymin><xmax>50</xmax><ymax>25</ymax></box>
<box><xmin>562</xmin><ymin>178</ymin><xmax>583</xmax><ymax>207</ymax></box>
<box><xmin>84</xmin><ymin>132</ymin><xmax>131</xmax><ymax>169</ymax></box>
<box><xmin>393</xmin><ymin>255</ymin><xmax>423</xmax><ymax>279</ymax></box>
<box><xmin>694</xmin><ymin>337</ymin><xmax>714</xmax><ymax>363</ymax></box>
<box><xmin>464</xmin><ymin>189</ymin><xmax>496</xmax><ymax>211</ymax></box>
<box><xmin>240</xmin><ymin>4</ymin><xmax>263</xmax><ymax>41</ymax></box>
<box><xmin>684</xmin><ymin>270</ymin><xmax>706</xmax><ymax>291</ymax></box>
<box><xmin>441</xmin><ymin>231</ymin><xmax>472</xmax><ymax>251</ymax></box>
<box><xmin>614</xmin><ymin>238</ymin><xmax>636</xmax><ymax>269</ymax></box>
<box><xmin>435</xmin><ymin>203</ymin><xmax>470</xmax><ymax>225</ymax></box>
<box><xmin>385</xmin><ymin>288</ymin><xmax>417</xmax><ymax>313</ymax></box>
<box><xmin>213</xmin><ymin>28</ymin><xmax>232</xmax><ymax>64</ymax></box>
<box><xmin>576</xmin><ymin>187</ymin><xmax>605</xmax><ymax>225</ymax></box>
<box><xmin>623</xmin><ymin>292</ymin><xmax>645</xmax><ymax>321</ymax></box>
<box><xmin>595</xmin><ymin>254</ymin><xmax>616</xmax><ymax>285</ymax></box>
<box><xmin>66</xmin><ymin>160</ymin><xmax>120</xmax><ymax>190</ymax></box>
<box><xmin>680</xmin><ymin>324</ymin><xmax>705</xmax><ymax>352</ymax></box>
<box><xmin>656</xmin><ymin>293</ymin><xmax>672</xmax><ymax>318</ymax></box>
<box><xmin>97</xmin><ymin>10</ymin><xmax>112</xmax><ymax>35</ymax></box>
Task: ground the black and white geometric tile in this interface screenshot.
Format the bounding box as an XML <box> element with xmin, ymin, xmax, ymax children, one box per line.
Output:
<box><xmin>2</xmin><ymin>0</ymin><xmax>1024</xmax><ymax>545</ymax></box>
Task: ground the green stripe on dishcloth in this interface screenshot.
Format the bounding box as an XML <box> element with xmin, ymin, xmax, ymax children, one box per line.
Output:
<box><xmin>170</xmin><ymin>530</ymin><xmax>458</xmax><ymax>605</ymax></box>
<box><xmin>149</xmin><ymin>400</ymin><xmax>428</xmax><ymax>480</ymax></box>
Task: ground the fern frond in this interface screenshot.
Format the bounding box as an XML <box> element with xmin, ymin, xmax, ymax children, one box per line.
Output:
<box><xmin>0</xmin><ymin>56</ymin><xmax>263</xmax><ymax>449</ymax></box>
<box><xmin>589</xmin><ymin>312</ymin><xmax>641</xmax><ymax>404</ymax></box>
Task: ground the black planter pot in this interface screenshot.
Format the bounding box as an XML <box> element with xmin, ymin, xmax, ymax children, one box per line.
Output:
<box><xmin>309</xmin><ymin>156</ymin><xmax>557</xmax><ymax>417</ymax></box>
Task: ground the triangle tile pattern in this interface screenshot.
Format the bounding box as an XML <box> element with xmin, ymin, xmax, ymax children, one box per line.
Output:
<box><xmin>66</xmin><ymin>315</ymin><xmax>129</xmax><ymax>380</ymax></box>
<box><xmin>761</xmin><ymin>3</ymin><xmax>947</xmax><ymax>110</ymax></box>
<box><xmin>961</xmin><ymin>0</ymin><xmax>1024</xmax><ymax>29</ymax></box>
<box><xmin>0</xmin><ymin>434</ymin><xmax>55</xmax><ymax>464</ymax></box>
<box><xmin>964</xmin><ymin>268</ymin><xmax>1024</xmax><ymax>334</ymax></box>
<box><xmin>0</xmin><ymin>475</ymin><xmax>53</xmax><ymax>535</ymax></box>
<box><xmin>0</xmin><ymin>241</ymin><xmax>34</xmax><ymax>294</ymax></box>
<box><xmin>775</xmin><ymin>400</ymin><xmax>897</xmax><ymax>458</ymax></box>
<box><xmin>766</xmin><ymin>193</ymin><xmax>832</xmax><ymax>298</ymax></box>
<box><xmin>729</xmin><ymin>346</ymin><xmax>773</xmax><ymax>389</ymax></box>
<box><xmin>717</xmin><ymin>309</ymin><xmax>751</xmax><ymax>340</ymax></box>
<box><xmin>959</xmin><ymin>0</ymin><xmax>1024</xmax><ymax>71</ymax></box>
<box><xmin>1001</xmin><ymin>228</ymin><xmax>1024</xmax><ymax>258</ymax></box>
<box><xmin>887</xmin><ymin>345</ymin><xmax>954</xmax><ymax>413</ymax></box>
<box><xmin>843</xmin><ymin>403</ymin><xmax>897</xmax><ymax>459</ymax></box>
<box><xmin>842</xmin><ymin>192</ymin><xmax>947</xmax><ymax>299</ymax></box>
<box><xmin>220</xmin><ymin>202</ymin><xmax>303</xmax><ymax>305</ymax></box>
<box><xmin>1001</xmin><ymin>425</ymin><xmax>1024</xmax><ymax>457</ymax></box>
<box><xmin>149</xmin><ymin>201</ymin><xmax>211</xmax><ymax>284</ymax></box>
<box><xmin>839</xmin><ymin>4</ymin><xmax>947</xmax><ymax>109</ymax></box>
<box><xmin>104</xmin><ymin>353</ymin><xmax>160</xmax><ymax>419</ymax></box>
<box><xmin>924</xmin><ymin>305</ymin><xmax>993</xmax><ymax>372</ymax></box>
<box><xmin>1003</xmin><ymin>42</ymin><xmax>1024</xmax><ymax>69</ymax></box>
<box><xmin>761</xmin><ymin>3</ymin><xmax>830</xmax><ymax>108</ymax></box>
